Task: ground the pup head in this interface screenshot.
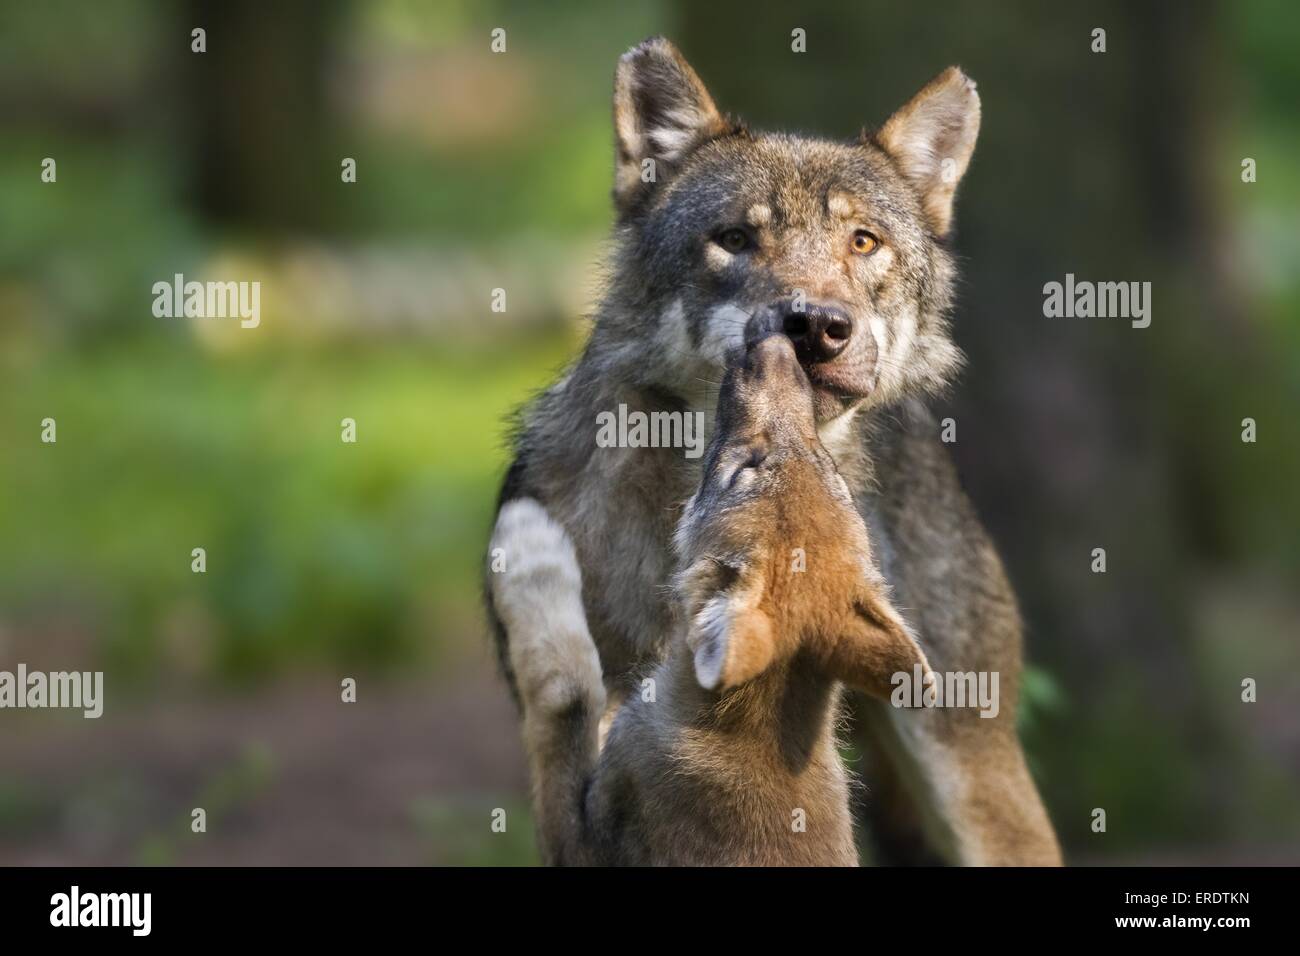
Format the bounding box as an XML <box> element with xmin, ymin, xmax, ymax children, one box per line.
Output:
<box><xmin>605</xmin><ymin>37</ymin><xmax>976</xmax><ymax>422</ymax></box>
<box><xmin>674</xmin><ymin>334</ymin><xmax>930</xmax><ymax>696</ymax></box>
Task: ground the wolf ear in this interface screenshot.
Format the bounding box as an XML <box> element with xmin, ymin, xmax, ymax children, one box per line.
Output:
<box><xmin>685</xmin><ymin>569</ymin><xmax>776</xmax><ymax>692</ymax></box>
<box><xmin>613</xmin><ymin>37</ymin><xmax>728</xmax><ymax>215</ymax></box>
<box><xmin>876</xmin><ymin>66</ymin><xmax>980</xmax><ymax>237</ymax></box>
<box><xmin>828</xmin><ymin>588</ymin><xmax>931</xmax><ymax>700</ymax></box>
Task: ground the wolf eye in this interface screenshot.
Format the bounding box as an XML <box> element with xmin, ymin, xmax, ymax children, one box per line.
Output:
<box><xmin>716</xmin><ymin>228</ymin><xmax>752</xmax><ymax>254</ymax></box>
<box><xmin>851</xmin><ymin>230</ymin><xmax>879</xmax><ymax>256</ymax></box>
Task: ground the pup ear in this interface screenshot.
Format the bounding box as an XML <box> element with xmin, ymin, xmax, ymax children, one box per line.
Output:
<box><xmin>613</xmin><ymin>37</ymin><xmax>728</xmax><ymax>215</ymax></box>
<box><xmin>828</xmin><ymin>589</ymin><xmax>932</xmax><ymax>700</ymax></box>
<box><xmin>686</xmin><ymin>570</ymin><xmax>775</xmax><ymax>692</ymax></box>
<box><xmin>875</xmin><ymin>66</ymin><xmax>980</xmax><ymax>237</ymax></box>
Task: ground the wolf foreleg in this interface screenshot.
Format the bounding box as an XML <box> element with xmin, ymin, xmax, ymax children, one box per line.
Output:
<box><xmin>488</xmin><ymin>498</ymin><xmax>605</xmax><ymax>864</ymax></box>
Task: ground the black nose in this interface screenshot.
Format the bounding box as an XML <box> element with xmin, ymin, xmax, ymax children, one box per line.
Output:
<box><xmin>782</xmin><ymin>304</ymin><xmax>852</xmax><ymax>363</ymax></box>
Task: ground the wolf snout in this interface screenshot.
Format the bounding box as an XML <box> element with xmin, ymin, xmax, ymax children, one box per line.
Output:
<box><xmin>745</xmin><ymin>299</ymin><xmax>853</xmax><ymax>365</ymax></box>
<box><xmin>783</xmin><ymin>303</ymin><xmax>852</xmax><ymax>363</ymax></box>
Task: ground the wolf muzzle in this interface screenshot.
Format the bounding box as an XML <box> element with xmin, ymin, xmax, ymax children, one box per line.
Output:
<box><xmin>744</xmin><ymin>298</ymin><xmax>854</xmax><ymax>365</ymax></box>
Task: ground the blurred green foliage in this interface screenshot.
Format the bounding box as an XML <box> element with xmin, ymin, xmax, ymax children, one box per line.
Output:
<box><xmin>0</xmin><ymin>332</ymin><xmax>576</xmax><ymax>685</ymax></box>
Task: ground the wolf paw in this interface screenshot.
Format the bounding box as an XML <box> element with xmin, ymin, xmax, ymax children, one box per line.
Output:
<box><xmin>490</xmin><ymin>498</ymin><xmax>604</xmax><ymax>717</ymax></box>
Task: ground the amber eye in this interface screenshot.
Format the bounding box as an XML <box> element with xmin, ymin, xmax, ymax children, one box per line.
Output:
<box><xmin>716</xmin><ymin>228</ymin><xmax>752</xmax><ymax>254</ymax></box>
<box><xmin>851</xmin><ymin>230</ymin><xmax>880</xmax><ymax>256</ymax></box>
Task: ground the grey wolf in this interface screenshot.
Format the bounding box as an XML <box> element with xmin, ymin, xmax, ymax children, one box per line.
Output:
<box><xmin>486</xmin><ymin>37</ymin><xmax>1061</xmax><ymax>866</ymax></box>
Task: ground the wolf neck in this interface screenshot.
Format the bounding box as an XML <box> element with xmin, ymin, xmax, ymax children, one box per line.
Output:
<box><xmin>666</xmin><ymin>641</ymin><xmax>842</xmax><ymax>775</ymax></box>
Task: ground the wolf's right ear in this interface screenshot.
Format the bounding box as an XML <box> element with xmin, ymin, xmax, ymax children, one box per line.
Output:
<box><xmin>681</xmin><ymin>563</ymin><xmax>775</xmax><ymax>693</ymax></box>
<box><xmin>613</xmin><ymin>37</ymin><xmax>728</xmax><ymax>216</ymax></box>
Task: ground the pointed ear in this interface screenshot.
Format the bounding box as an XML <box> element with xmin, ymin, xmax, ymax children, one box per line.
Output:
<box><xmin>876</xmin><ymin>66</ymin><xmax>980</xmax><ymax>237</ymax></box>
<box><xmin>686</xmin><ymin>570</ymin><xmax>775</xmax><ymax>692</ymax></box>
<box><xmin>613</xmin><ymin>37</ymin><xmax>728</xmax><ymax>215</ymax></box>
<box><xmin>828</xmin><ymin>590</ymin><xmax>931</xmax><ymax>700</ymax></box>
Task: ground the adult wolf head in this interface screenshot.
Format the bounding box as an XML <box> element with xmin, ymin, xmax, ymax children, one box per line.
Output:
<box><xmin>599</xmin><ymin>37</ymin><xmax>979</xmax><ymax>423</ymax></box>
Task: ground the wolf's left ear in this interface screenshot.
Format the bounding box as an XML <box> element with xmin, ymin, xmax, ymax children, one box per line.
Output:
<box><xmin>876</xmin><ymin>67</ymin><xmax>981</xmax><ymax>237</ymax></box>
<box><xmin>613</xmin><ymin>37</ymin><xmax>728</xmax><ymax>215</ymax></box>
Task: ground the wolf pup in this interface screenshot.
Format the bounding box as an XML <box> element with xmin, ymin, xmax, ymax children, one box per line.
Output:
<box><xmin>487</xmin><ymin>37</ymin><xmax>1061</xmax><ymax>865</ymax></box>
<box><xmin>497</xmin><ymin>334</ymin><xmax>932</xmax><ymax>865</ymax></box>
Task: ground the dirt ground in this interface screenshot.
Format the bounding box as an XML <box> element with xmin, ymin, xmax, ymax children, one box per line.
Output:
<box><xmin>0</xmin><ymin>656</ymin><xmax>534</xmax><ymax>866</ymax></box>
<box><xmin>3</xmin><ymin>653</ymin><xmax>1292</xmax><ymax>867</ymax></box>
